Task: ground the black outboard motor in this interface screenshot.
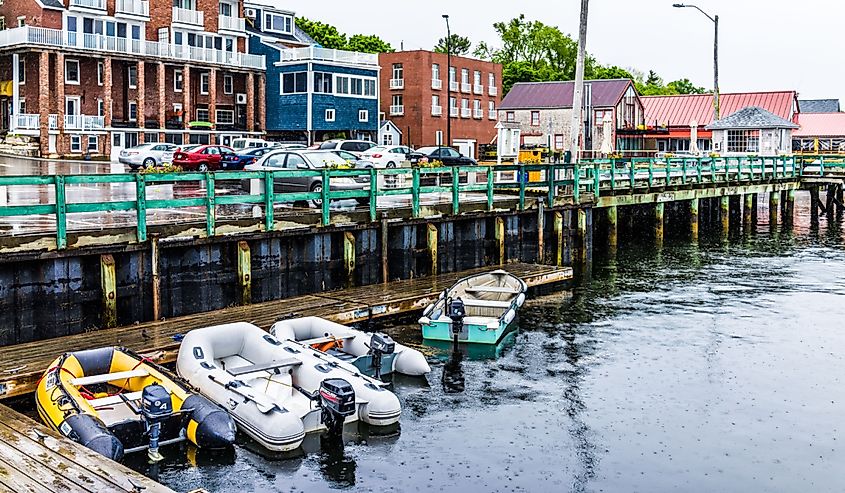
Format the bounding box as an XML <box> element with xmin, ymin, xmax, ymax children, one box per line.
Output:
<box><xmin>319</xmin><ymin>378</ymin><xmax>355</xmax><ymax>436</ymax></box>
<box><xmin>141</xmin><ymin>383</ymin><xmax>173</xmax><ymax>462</ymax></box>
<box><xmin>447</xmin><ymin>297</ymin><xmax>467</xmax><ymax>345</ymax></box>
<box><xmin>368</xmin><ymin>333</ymin><xmax>396</xmax><ymax>379</ymax></box>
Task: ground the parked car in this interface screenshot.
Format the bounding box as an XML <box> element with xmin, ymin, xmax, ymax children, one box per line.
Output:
<box><xmin>244</xmin><ymin>150</ymin><xmax>369</xmax><ymax>207</ymax></box>
<box><xmin>221</xmin><ymin>147</ymin><xmax>276</xmax><ymax>170</ymax></box>
<box><xmin>318</xmin><ymin>139</ymin><xmax>377</xmax><ymax>157</ymax></box>
<box><xmin>360</xmin><ymin>145</ymin><xmax>412</xmax><ymax>168</ymax></box>
<box><xmin>172</xmin><ymin>145</ymin><xmax>235</xmax><ymax>171</ymax></box>
<box><xmin>331</xmin><ymin>149</ymin><xmax>376</xmax><ymax>169</ymax></box>
<box><xmin>119</xmin><ymin>143</ymin><xmax>178</xmax><ymax>170</ymax></box>
<box><xmin>407</xmin><ymin>146</ymin><xmax>478</xmax><ymax>166</ymax></box>
<box><xmin>231</xmin><ymin>138</ymin><xmax>271</xmax><ymax>151</ymax></box>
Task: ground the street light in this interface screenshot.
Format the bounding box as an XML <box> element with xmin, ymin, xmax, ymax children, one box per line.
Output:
<box><xmin>442</xmin><ymin>14</ymin><xmax>451</xmax><ymax>149</ymax></box>
<box><xmin>673</xmin><ymin>3</ymin><xmax>719</xmax><ymax>119</ymax></box>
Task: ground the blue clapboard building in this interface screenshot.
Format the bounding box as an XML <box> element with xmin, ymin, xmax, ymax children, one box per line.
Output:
<box><xmin>245</xmin><ymin>1</ymin><xmax>380</xmax><ymax>143</ymax></box>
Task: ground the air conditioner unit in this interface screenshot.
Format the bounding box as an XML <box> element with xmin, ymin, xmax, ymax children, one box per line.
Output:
<box><xmin>236</xmin><ymin>93</ymin><xmax>247</xmax><ymax>105</ymax></box>
<box><xmin>244</xmin><ymin>8</ymin><xmax>256</xmax><ymax>18</ymax></box>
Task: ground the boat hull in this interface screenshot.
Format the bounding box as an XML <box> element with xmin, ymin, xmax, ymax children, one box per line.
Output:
<box><xmin>421</xmin><ymin>319</ymin><xmax>510</xmax><ymax>344</ymax></box>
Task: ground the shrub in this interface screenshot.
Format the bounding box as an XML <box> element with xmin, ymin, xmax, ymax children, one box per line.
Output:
<box><xmin>140</xmin><ymin>163</ymin><xmax>183</xmax><ymax>174</ymax></box>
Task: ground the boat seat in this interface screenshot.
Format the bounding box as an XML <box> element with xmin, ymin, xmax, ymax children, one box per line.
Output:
<box><xmin>326</xmin><ymin>349</ymin><xmax>357</xmax><ymax>361</ymax></box>
<box><xmin>460</xmin><ymin>299</ymin><xmax>512</xmax><ymax>309</ymax></box>
<box><xmin>465</xmin><ymin>286</ymin><xmax>521</xmax><ymax>294</ymax></box>
<box><xmin>70</xmin><ymin>369</ymin><xmax>149</xmax><ymax>387</ymax></box>
<box><xmin>88</xmin><ymin>390</ymin><xmax>145</xmax><ymax>409</ymax></box>
<box><xmin>300</xmin><ymin>335</ymin><xmax>355</xmax><ymax>346</ymax></box>
<box><xmin>228</xmin><ymin>358</ymin><xmax>302</xmax><ymax>377</ymax></box>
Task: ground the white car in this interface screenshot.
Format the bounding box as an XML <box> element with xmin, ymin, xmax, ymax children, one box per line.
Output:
<box><xmin>360</xmin><ymin>145</ymin><xmax>412</xmax><ymax>168</ymax></box>
<box><xmin>119</xmin><ymin>143</ymin><xmax>178</xmax><ymax>170</ymax></box>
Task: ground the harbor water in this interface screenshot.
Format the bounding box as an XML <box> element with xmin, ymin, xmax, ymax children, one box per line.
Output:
<box><xmin>119</xmin><ymin>195</ymin><xmax>845</xmax><ymax>492</ymax></box>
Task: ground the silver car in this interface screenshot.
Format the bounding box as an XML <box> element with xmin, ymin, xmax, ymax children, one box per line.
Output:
<box><xmin>244</xmin><ymin>150</ymin><xmax>370</xmax><ymax>207</ymax></box>
<box><xmin>119</xmin><ymin>143</ymin><xmax>178</xmax><ymax>170</ymax></box>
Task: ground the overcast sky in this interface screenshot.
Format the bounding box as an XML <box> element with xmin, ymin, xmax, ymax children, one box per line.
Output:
<box><xmin>294</xmin><ymin>0</ymin><xmax>838</xmax><ymax>103</ymax></box>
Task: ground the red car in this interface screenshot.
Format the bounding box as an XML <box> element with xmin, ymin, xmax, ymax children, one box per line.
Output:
<box><xmin>172</xmin><ymin>145</ymin><xmax>235</xmax><ymax>171</ymax></box>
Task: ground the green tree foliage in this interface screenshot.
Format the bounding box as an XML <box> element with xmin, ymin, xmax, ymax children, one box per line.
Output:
<box><xmin>434</xmin><ymin>34</ymin><xmax>472</xmax><ymax>55</ymax></box>
<box><xmin>297</xmin><ymin>18</ymin><xmax>394</xmax><ymax>54</ymax></box>
<box><xmin>347</xmin><ymin>34</ymin><xmax>394</xmax><ymax>54</ymax></box>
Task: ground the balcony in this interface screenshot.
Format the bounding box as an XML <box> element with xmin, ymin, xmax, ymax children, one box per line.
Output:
<box><xmin>278</xmin><ymin>46</ymin><xmax>379</xmax><ymax>67</ymax></box>
<box><xmin>432</xmin><ymin>79</ymin><xmax>442</xmax><ymax>90</ymax></box>
<box><xmin>450</xmin><ymin>107</ymin><xmax>458</xmax><ymax>117</ymax></box>
<box><xmin>390</xmin><ymin>105</ymin><xmax>404</xmax><ymax>116</ymax></box>
<box><xmin>14</xmin><ymin>114</ymin><xmax>40</xmax><ymax>130</ymax></box>
<box><xmin>489</xmin><ymin>110</ymin><xmax>497</xmax><ymax>120</ymax></box>
<box><xmin>474</xmin><ymin>84</ymin><xmax>484</xmax><ymax>94</ymax></box>
<box><xmin>449</xmin><ymin>81</ymin><xmax>459</xmax><ymax>92</ymax></box>
<box><xmin>389</xmin><ymin>79</ymin><xmax>404</xmax><ymax>90</ymax></box>
<box><xmin>172</xmin><ymin>7</ymin><xmax>204</xmax><ymax>28</ymax></box>
<box><xmin>461</xmin><ymin>108</ymin><xmax>471</xmax><ymax>118</ymax></box>
<box><xmin>69</xmin><ymin>0</ymin><xmax>106</xmax><ymax>10</ymax></box>
<box><xmin>473</xmin><ymin>109</ymin><xmax>483</xmax><ymax>119</ymax></box>
<box><xmin>431</xmin><ymin>105</ymin><xmax>442</xmax><ymax>116</ymax></box>
<box><xmin>116</xmin><ymin>0</ymin><xmax>149</xmax><ymax>18</ymax></box>
<box><xmin>218</xmin><ymin>15</ymin><xmax>246</xmax><ymax>34</ymax></box>
<box><xmin>489</xmin><ymin>86</ymin><xmax>498</xmax><ymax>96</ymax></box>
<box><xmin>49</xmin><ymin>114</ymin><xmax>58</xmax><ymax>129</ymax></box>
<box><xmin>65</xmin><ymin>115</ymin><xmax>105</xmax><ymax>131</ymax></box>
<box><xmin>0</xmin><ymin>26</ymin><xmax>265</xmax><ymax>70</ymax></box>
<box><xmin>461</xmin><ymin>82</ymin><xmax>471</xmax><ymax>93</ymax></box>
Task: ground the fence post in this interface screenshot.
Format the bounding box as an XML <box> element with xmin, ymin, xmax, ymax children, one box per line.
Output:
<box><xmin>487</xmin><ymin>166</ymin><xmax>494</xmax><ymax>211</ymax></box>
<box><xmin>427</xmin><ymin>223</ymin><xmax>438</xmax><ymax>275</ymax></box>
<box><xmin>647</xmin><ymin>159</ymin><xmax>654</xmax><ymax>188</ymax></box>
<box><xmin>343</xmin><ymin>231</ymin><xmax>355</xmax><ymax>285</ymax></box>
<box><xmin>546</xmin><ymin>164</ymin><xmax>555</xmax><ymax>207</ymax></box>
<box><xmin>321</xmin><ymin>169</ymin><xmax>330</xmax><ymax>226</ymax></box>
<box><xmin>55</xmin><ymin>175</ymin><xmax>67</xmax><ymax>249</ymax></box>
<box><xmin>610</xmin><ymin>158</ymin><xmax>616</xmax><ymax>190</ymax></box>
<box><xmin>205</xmin><ymin>172</ymin><xmax>216</xmax><ymax>237</ymax></box>
<box><xmin>135</xmin><ymin>173</ymin><xmax>147</xmax><ymax>242</ymax></box>
<box><xmin>369</xmin><ymin>167</ymin><xmax>377</xmax><ymax>222</ymax></box>
<box><xmin>629</xmin><ymin>159</ymin><xmax>635</xmax><ymax>191</ymax></box>
<box><xmin>593</xmin><ymin>162</ymin><xmax>600</xmax><ymax>198</ymax></box>
<box><xmin>237</xmin><ymin>240</ymin><xmax>251</xmax><ymax>305</ymax></box>
<box><xmin>263</xmin><ymin>170</ymin><xmax>274</xmax><ymax>232</ymax></box>
<box><xmin>573</xmin><ymin>164</ymin><xmax>581</xmax><ymax>204</ymax></box>
<box><xmin>100</xmin><ymin>254</ymin><xmax>117</xmax><ymax>328</ymax></box>
<box><xmin>412</xmin><ymin>168</ymin><xmax>421</xmax><ymax>218</ymax></box>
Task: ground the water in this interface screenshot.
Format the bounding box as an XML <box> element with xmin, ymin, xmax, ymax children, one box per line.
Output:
<box><xmin>130</xmin><ymin>196</ymin><xmax>845</xmax><ymax>492</ymax></box>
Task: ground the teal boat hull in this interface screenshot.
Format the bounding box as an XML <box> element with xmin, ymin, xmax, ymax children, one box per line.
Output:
<box><xmin>421</xmin><ymin>319</ymin><xmax>511</xmax><ymax>344</ymax></box>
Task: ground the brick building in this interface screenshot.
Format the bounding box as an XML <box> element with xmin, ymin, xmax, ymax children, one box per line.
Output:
<box><xmin>378</xmin><ymin>50</ymin><xmax>501</xmax><ymax>159</ymax></box>
<box><xmin>0</xmin><ymin>0</ymin><xmax>266</xmax><ymax>159</ymax></box>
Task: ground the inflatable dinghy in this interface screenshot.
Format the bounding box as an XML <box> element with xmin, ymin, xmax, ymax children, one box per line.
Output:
<box><xmin>271</xmin><ymin>317</ymin><xmax>431</xmax><ymax>377</ymax></box>
<box><xmin>177</xmin><ymin>322</ymin><xmax>402</xmax><ymax>452</ymax></box>
<box><xmin>36</xmin><ymin>347</ymin><xmax>236</xmax><ymax>462</ymax></box>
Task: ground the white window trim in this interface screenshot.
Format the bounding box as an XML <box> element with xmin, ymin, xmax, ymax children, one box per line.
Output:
<box><xmin>215</xmin><ymin>109</ymin><xmax>235</xmax><ymax>125</ymax></box>
<box><xmin>325</xmin><ymin>108</ymin><xmax>336</xmax><ymax>122</ymax></box>
<box><xmin>128</xmin><ymin>100</ymin><xmax>138</xmax><ymax>122</ymax></box>
<box><xmin>264</xmin><ymin>12</ymin><xmax>292</xmax><ymax>34</ymax></box>
<box><xmin>65</xmin><ymin>59</ymin><xmax>80</xmax><ymax>85</ymax></box>
<box><xmin>223</xmin><ymin>74</ymin><xmax>233</xmax><ymax>95</ymax></box>
<box><xmin>196</xmin><ymin>108</ymin><xmax>210</xmax><ymax>122</ymax></box>
<box><xmin>200</xmin><ymin>73</ymin><xmax>209</xmax><ymax>95</ymax></box>
<box><xmin>97</xmin><ymin>62</ymin><xmax>103</xmax><ymax>86</ymax></box>
<box><xmin>332</xmin><ymin>74</ymin><xmax>378</xmax><ymax>99</ymax></box>
<box><xmin>174</xmin><ymin>69</ymin><xmax>183</xmax><ymax>93</ymax></box>
<box><xmin>358</xmin><ymin>109</ymin><xmax>368</xmax><ymax>122</ymax></box>
<box><xmin>128</xmin><ymin>65</ymin><xmax>137</xmax><ymax>90</ymax></box>
<box><xmin>87</xmin><ymin>135</ymin><xmax>98</xmax><ymax>152</ymax></box>
<box><xmin>18</xmin><ymin>58</ymin><xmax>25</xmax><ymax>84</ymax></box>
<box><xmin>70</xmin><ymin>135</ymin><xmax>82</xmax><ymax>153</ymax></box>
<box><xmin>17</xmin><ymin>16</ymin><xmax>25</xmax><ymax>28</ymax></box>
<box><xmin>18</xmin><ymin>98</ymin><xmax>25</xmax><ymax>114</ymax></box>
<box><xmin>280</xmin><ymin>71</ymin><xmax>307</xmax><ymax>95</ymax></box>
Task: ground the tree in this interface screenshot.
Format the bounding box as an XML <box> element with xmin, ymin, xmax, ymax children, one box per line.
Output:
<box><xmin>347</xmin><ymin>34</ymin><xmax>394</xmax><ymax>54</ymax></box>
<box><xmin>296</xmin><ymin>17</ymin><xmax>347</xmax><ymax>50</ymax></box>
<box><xmin>434</xmin><ymin>34</ymin><xmax>472</xmax><ymax>55</ymax></box>
<box><xmin>591</xmin><ymin>65</ymin><xmax>635</xmax><ymax>81</ymax></box>
<box><xmin>666</xmin><ymin>78</ymin><xmax>707</xmax><ymax>94</ymax></box>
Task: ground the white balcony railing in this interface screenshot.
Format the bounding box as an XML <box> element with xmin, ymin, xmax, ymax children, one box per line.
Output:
<box><xmin>64</xmin><ymin>115</ymin><xmax>105</xmax><ymax>130</ymax></box>
<box><xmin>473</xmin><ymin>109</ymin><xmax>483</xmax><ymax>119</ymax></box>
<box><xmin>0</xmin><ymin>26</ymin><xmax>265</xmax><ymax>70</ymax></box>
<box><xmin>389</xmin><ymin>79</ymin><xmax>404</xmax><ymax>90</ymax></box>
<box><xmin>450</xmin><ymin>107</ymin><xmax>458</xmax><ymax>117</ymax></box>
<box><xmin>461</xmin><ymin>108</ymin><xmax>471</xmax><ymax>118</ymax></box>
<box><xmin>15</xmin><ymin>114</ymin><xmax>40</xmax><ymax>130</ymax></box>
<box><xmin>172</xmin><ymin>7</ymin><xmax>204</xmax><ymax>27</ymax></box>
<box><xmin>474</xmin><ymin>84</ymin><xmax>484</xmax><ymax>94</ymax></box>
<box><xmin>489</xmin><ymin>86</ymin><xmax>498</xmax><ymax>96</ymax></box>
<box><xmin>278</xmin><ymin>46</ymin><xmax>379</xmax><ymax>67</ymax></box>
<box><xmin>449</xmin><ymin>81</ymin><xmax>459</xmax><ymax>92</ymax></box>
<box><xmin>116</xmin><ymin>0</ymin><xmax>149</xmax><ymax>17</ymax></box>
<box><xmin>218</xmin><ymin>15</ymin><xmax>246</xmax><ymax>33</ymax></box>
<box><xmin>49</xmin><ymin>114</ymin><xmax>58</xmax><ymax>129</ymax></box>
<box><xmin>461</xmin><ymin>82</ymin><xmax>471</xmax><ymax>93</ymax></box>
<box><xmin>488</xmin><ymin>110</ymin><xmax>497</xmax><ymax>120</ymax></box>
<box><xmin>69</xmin><ymin>0</ymin><xmax>106</xmax><ymax>10</ymax></box>
<box><xmin>432</xmin><ymin>105</ymin><xmax>442</xmax><ymax>116</ymax></box>
<box><xmin>432</xmin><ymin>79</ymin><xmax>442</xmax><ymax>90</ymax></box>
<box><xmin>390</xmin><ymin>105</ymin><xmax>404</xmax><ymax>116</ymax></box>
<box><xmin>65</xmin><ymin>115</ymin><xmax>83</xmax><ymax>130</ymax></box>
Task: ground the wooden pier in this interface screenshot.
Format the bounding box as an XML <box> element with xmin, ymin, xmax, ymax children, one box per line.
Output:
<box><xmin>0</xmin><ymin>262</ymin><xmax>571</xmax><ymax>400</ymax></box>
<box><xmin>0</xmin><ymin>403</ymin><xmax>173</xmax><ymax>493</ymax></box>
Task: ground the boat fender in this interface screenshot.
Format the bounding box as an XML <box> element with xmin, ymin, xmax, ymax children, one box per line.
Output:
<box><xmin>63</xmin><ymin>413</ymin><xmax>124</xmax><ymax>461</ymax></box>
<box><xmin>516</xmin><ymin>293</ymin><xmax>526</xmax><ymax>307</ymax></box>
<box><xmin>418</xmin><ymin>316</ymin><xmax>431</xmax><ymax>325</ymax></box>
<box><xmin>393</xmin><ymin>348</ymin><xmax>432</xmax><ymax>376</ymax></box>
<box><xmin>504</xmin><ymin>309</ymin><xmax>515</xmax><ymax>325</ymax></box>
<box><xmin>182</xmin><ymin>394</ymin><xmax>237</xmax><ymax>449</ymax></box>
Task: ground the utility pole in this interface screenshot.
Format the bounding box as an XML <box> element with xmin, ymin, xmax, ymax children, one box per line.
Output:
<box><xmin>568</xmin><ymin>0</ymin><xmax>589</xmax><ymax>163</ymax></box>
<box><xmin>442</xmin><ymin>14</ymin><xmax>452</xmax><ymax>148</ymax></box>
<box><xmin>673</xmin><ymin>4</ymin><xmax>720</xmax><ymax>119</ymax></box>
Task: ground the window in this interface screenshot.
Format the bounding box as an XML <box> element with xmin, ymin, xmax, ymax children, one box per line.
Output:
<box><xmin>70</xmin><ymin>135</ymin><xmax>81</xmax><ymax>153</ymax></box>
<box><xmin>473</xmin><ymin>100</ymin><xmax>481</xmax><ymax>111</ymax></box>
<box><xmin>223</xmin><ymin>74</ymin><xmax>233</xmax><ymax>94</ymax></box>
<box><xmin>17</xmin><ymin>16</ymin><xmax>25</xmax><ymax>28</ymax></box>
<box><xmin>554</xmin><ymin>134</ymin><xmax>564</xmax><ymax>150</ymax></box>
<box><xmin>264</xmin><ymin>13</ymin><xmax>292</xmax><ymax>34</ymax></box>
<box><xmin>216</xmin><ymin>109</ymin><xmax>234</xmax><ymax>124</ymax></box>
<box><xmin>281</xmin><ymin>72</ymin><xmax>307</xmax><ymax>94</ymax></box>
<box><xmin>200</xmin><ymin>73</ymin><xmax>209</xmax><ymax>95</ymax></box>
<box><xmin>364</xmin><ymin>79</ymin><xmax>376</xmax><ymax>97</ymax></box>
<box><xmin>436</xmin><ymin>130</ymin><xmax>443</xmax><ymax>146</ymax></box>
<box><xmin>474</xmin><ymin>70</ymin><xmax>481</xmax><ymax>85</ymax></box>
<box><xmin>87</xmin><ymin>135</ymin><xmax>98</xmax><ymax>152</ymax></box>
<box><xmin>97</xmin><ymin>99</ymin><xmax>104</xmax><ymax>117</ymax></box>
<box><xmin>449</xmin><ymin>66</ymin><xmax>456</xmax><ymax>82</ymax></box>
<box><xmin>97</xmin><ymin>62</ymin><xmax>103</xmax><ymax>86</ymax></box>
<box><xmin>432</xmin><ymin>94</ymin><xmax>440</xmax><ymax>108</ymax></box>
<box><xmin>17</xmin><ymin>57</ymin><xmax>24</xmax><ymax>84</ymax></box>
<box><xmin>174</xmin><ymin>69</ymin><xmax>183</xmax><ymax>92</ymax></box>
<box><xmin>391</xmin><ymin>94</ymin><xmax>403</xmax><ymax>107</ymax></box>
<box><xmin>128</xmin><ymin>101</ymin><xmax>137</xmax><ymax>121</ymax></box>
<box><xmin>531</xmin><ymin>111</ymin><xmax>540</xmax><ymax>126</ymax></box>
<box><xmin>506</xmin><ymin>111</ymin><xmax>515</xmax><ymax>122</ymax></box>
<box><xmin>196</xmin><ymin>107</ymin><xmax>210</xmax><ymax>121</ymax></box>
<box><xmin>595</xmin><ymin>109</ymin><xmax>611</xmax><ymax>126</ymax></box>
<box><xmin>335</xmin><ymin>76</ymin><xmax>349</xmax><ymax>95</ymax></box>
<box><xmin>358</xmin><ymin>110</ymin><xmax>368</xmax><ymax>122</ymax></box>
<box><xmin>17</xmin><ymin>99</ymin><xmax>25</xmax><ymax>113</ymax></box>
<box><xmin>432</xmin><ymin>63</ymin><xmax>440</xmax><ymax>81</ymax></box>
<box><xmin>727</xmin><ymin>129</ymin><xmax>760</xmax><ymax>153</ymax></box>
<box><xmin>392</xmin><ymin>63</ymin><xmax>403</xmax><ymax>80</ymax></box>
<box><xmin>219</xmin><ymin>2</ymin><xmax>232</xmax><ymax>16</ymax></box>
<box><xmin>127</xmin><ymin>65</ymin><xmax>137</xmax><ymax>89</ymax></box>
<box><xmin>325</xmin><ymin>109</ymin><xmax>335</xmax><ymax>122</ymax></box>
<box><xmin>65</xmin><ymin>59</ymin><xmax>80</xmax><ymax>84</ymax></box>
<box><xmin>314</xmin><ymin>72</ymin><xmax>332</xmax><ymax>93</ymax></box>
<box><xmin>488</xmin><ymin>73</ymin><xmax>495</xmax><ymax>88</ymax></box>
<box><xmin>461</xmin><ymin>68</ymin><xmax>469</xmax><ymax>84</ymax></box>
<box><xmin>382</xmin><ymin>133</ymin><xmax>393</xmax><ymax>145</ymax></box>
<box><xmin>0</xmin><ymin>18</ymin><xmax>5</xmax><ymax>31</ymax></box>
<box><xmin>488</xmin><ymin>101</ymin><xmax>496</xmax><ymax>119</ymax></box>
<box><xmin>351</xmin><ymin>78</ymin><xmax>363</xmax><ymax>96</ymax></box>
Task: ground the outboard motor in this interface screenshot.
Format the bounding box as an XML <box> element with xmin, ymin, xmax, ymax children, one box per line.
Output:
<box><xmin>368</xmin><ymin>333</ymin><xmax>396</xmax><ymax>379</ymax></box>
<box><xmin>319</xmin><ymin>378</ymin><xmax>355</xmax><ymax>436</ymax></box>
<box><xmin>447</xmin><ymin>297</ymin><xmax>467</xmax><ymax>345</ymax></box>
<box><xmin>141</xmin><ymin>383</ymin><xmax>173</xmax><ymax>462</ymax></box>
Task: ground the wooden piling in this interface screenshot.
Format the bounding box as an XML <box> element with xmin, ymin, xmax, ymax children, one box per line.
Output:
<box><xmin>743</xmin><ymin>193</ymin><xmax>754</xmax><ymax>228</ymax></box>
<box><xmin>654</xmin><ymin>202</ymin><xmax>664</xmax><ymax>244</ymax></box>
<box><xmin>810</xmin><ymin>187</ymin><xmax>820</xmax><ymax>225</ymax></box>
<box><xmin>577</xmin><ymin>209</ymin><xmax>588</xmax><ymax>260</ymax></box>
<box><xmin>151</xmin><ymin>237</ymin><xmax>161</xmax><ymax>321</ymax></box>
<box><xmin>720</xmin><ymin>195</ymin><xmax>730</xmax><ymax>236</ymax></box>
<box><xmin>785</xmin><ymin>189</ymin><xmax>795</xmax><ymax>225</ymax></box>
<box><xmin>689</xmin><ymin>198</ymin><xmax>699</xmax><ymax>242</ymax></box>
<box><xmin>381</xmin><ymin>216</ymin><xmax>389</xmax><ymax>283</ymax></box>
<box><xmin>426</xmin><ymin>223</ymin><xmax>438</xmax><ymax>275</ymax></box>
<box><xmin>554</xmin><ymin>211</ymin><xmax>564</xmax><ymax>267</ymax></box>
<box><xmin>495</xmin><ymin>216</ymin><xmax>505</xmax><ymax>265</ymax></box>
<box><xmin>607</xmin><ymin>205</ymin><xmax>618</xmax><ymax>248</ymax></box>
<box><xmin>769</xmin><ymin>191</ymin><xmax>780</xmax><ymax>226</ymax></box>
<box><xmin>537</xmin><ymin>201</ymin><xmax>545</xmax><ymax>263</ymax></box>
<box><xmin>100</xmin><ymin>254</ymin><xmax>117</xmax><ymax>329</ymax></box>
<box><xmin>237</xmin><ymin>240</ymin><xmax>252</xmax><ymax>305</ymax></box>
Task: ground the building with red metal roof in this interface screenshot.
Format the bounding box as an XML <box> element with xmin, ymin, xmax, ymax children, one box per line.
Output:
<box><xmin>793</xmin><ymin>113</ymin><xmax>845</xmax><ymax>153</ymax></box>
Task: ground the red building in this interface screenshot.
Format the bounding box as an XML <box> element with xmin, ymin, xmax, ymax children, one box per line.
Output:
<box><xmin>0</xmin><ymin>0</ymin><xmax>266</xmax><ymax>159</ymax></box>
<box><xmin>378</xmin><ymin>50</ymin><xmax>501</xmax><ymax>159</ymax></box>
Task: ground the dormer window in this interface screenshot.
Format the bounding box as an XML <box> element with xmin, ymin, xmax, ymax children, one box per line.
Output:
<box><xmin>264</xmin><ymin>13</ymin><xmax>292</xmax><ymax>34</ymax></box>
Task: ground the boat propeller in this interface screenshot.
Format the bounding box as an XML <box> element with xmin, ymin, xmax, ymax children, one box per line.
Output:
<box><xmin>367</xmin><ymin>333</ymin><xmax>396</xmax><ymax>379</ymax></box>
<box><xmin>141</xmin><ymin>383</ymin><xmax>174</xmax><ymax>462</ymax></box>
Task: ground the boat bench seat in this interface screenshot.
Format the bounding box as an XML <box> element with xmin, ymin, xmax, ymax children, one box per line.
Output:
<box><xmin>465</xmin><ymin>286</ymin><xmax>521</xmax><ymax>294</ymax></box>
<box><xmin>300</xmin><ymin>335</ymin><xmax>355</xmax><ymax>346</ymax></box>
<box><xmin>228</xmin><ymin>358</ymin><xmax>302</xmax><ymax>377</ymax></box>
<box><xmin>71</xmin><ymin>369</ymin><xmax>150</xmax><ymax>387</ymax></box>
<box><xmin>461</xmin><ymin>299</ymin><xmax>512</xmax><ymax>309</ymax></box>
<box><xmin>89</xmin><ymin>390</ymin><xmax>145</xmax><ymax>409</ymax></box>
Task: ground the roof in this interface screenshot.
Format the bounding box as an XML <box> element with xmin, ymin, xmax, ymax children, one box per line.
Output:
<box><xmin>799</xmin><ymin>99</ymin><xmax>840</xmax><ymax>113</ymax></box>
<box><xmin>794</xmin><ymin>112</ymin><xmax>845</xmax><ymax>137</ymax></box>
<box><xmin>705</xmin><ymin>106</ymin><xmax>799</xmax><ymax>130</ymax></box>
<box><xmin>39</xmin><ymin>0</ymin><xmax>64</xmax><ymax>8</ymax></box>
<box><xmin>379</xmin><ymin>120</ymin><xmax>402</xmax><ymax>134</ymax></box>
<box><xmin>499</xmin><ymin>79</ymin><xmax>633</xmax><ymax>110</ymax></box>
<box><xmin>642</xmin><ymin>91</ymin><xmax>796</xmax><ymax>127</ymax></box>
<box><xmin>244</xmin><ymin>0</ymin><xmax>294</xmax><ymax>12</ymax></box>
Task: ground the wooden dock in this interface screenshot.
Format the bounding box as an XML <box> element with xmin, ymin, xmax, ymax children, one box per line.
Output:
<box><xmin>0</xmin><ymin>404</ymin><xmax>173</xmax><ymax>493</ymax></box>
<box><xmin>0</xmin><ymin>262</ymin><xmax>571</xmax><ymax>400</ymax></box>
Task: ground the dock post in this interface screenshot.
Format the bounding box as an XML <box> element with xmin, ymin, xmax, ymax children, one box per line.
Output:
<box><xmin>654</xmin><ymin>202</ymin><xmax>664</xmax><ymax>245</ymax></box>
<box><xmin>342</xmin><ymin>232</ymin><xmax>355</xmax><ymax>285</ymax></box>
<box><xmin>151</xmin><ymin>237</ymin><xmax>161</xmax><ymax>321</ymax></box>
<box><xmin>100</xmin><ymin>254</ymin><xmax>117</xmax><ymax>328</ymax></box>
<box><xmin>769</xmin><ymin>191</ymin><xmax>780</xmax><ymax>226</ymax></box>
<box><xmin>785</xmin><ymin>189</ymin><xmax>796</xmax><ymax>225</ymax></box>
<box><xmin>237</xmin><ymin>240</ymin><xmax>252</xmax><ymax>305</ymax></box>
<box><xmin>495</xmin><ymin>216</ymin><xmax>505</xmax><ymax>265</ymax></box>
<box><xmin>537</xmin><ymin>200</ymin><xmax>545</xmax><ymax>263</ymax></box>
<box><xmin>689</xmin><ymin>198</ymin><xmax>699</xmax><ymax>242</ymax></box>
<box><xmin>554</xmin><ymin>211</ymin><xmax>564</xmax><ymax>267</ymax></box>
<box><xmin>720</xmin><ymin>195</ymin><xmax>730</xmax><ymax>236</ymax></box>
<box><xmin>607</xmin><ymin>205</ymin><xmax>618</xmax><ymax>248</ymax></box>
<box><xmin>381</xmin><ymin>216</ymin><xmax>389</xmax><ymax>283</ymax></box>
<box><xmin>743</xmin><ymin>193</ymin><xmax>754</xmax><ymax>229</ymax></box>
<box><xmin>426</xmin><ymin>223</ymin><xmax>438</xmax><ymax>275</ymax></box>
<box><xmin>810</xmin><ymin>186</ymin><xmax>820</xmax><ymax>225</ymax></box>
<box><xmin>577</xmin><ymin>209</ymin><xmax>588</xmax><ymax>260</ymax></box>
<box><xmin>837</xmin><ymin>184</ymin><xmax>844</xmax><ymax>214</ymax></box>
